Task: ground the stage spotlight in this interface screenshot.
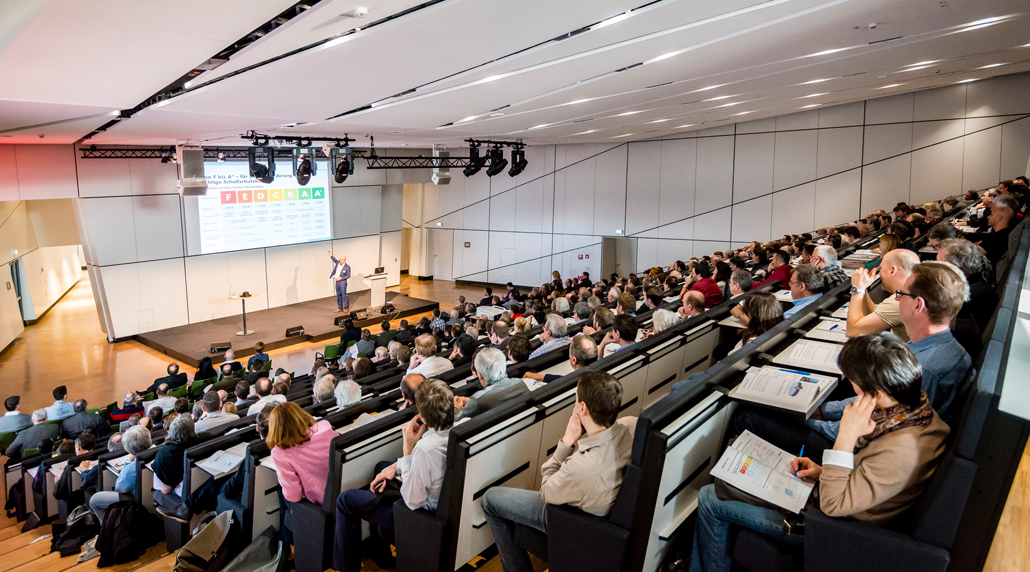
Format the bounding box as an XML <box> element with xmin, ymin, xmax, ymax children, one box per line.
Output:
<box><xmin>463</xmin><ymin>143</ymin><xmax>486</xmax><ymax>177</ymax></box>
<box><xmin>486</xmin><ymin>146</ymin><xmax>507</xmax><ymax>177</ymax></box>
<box><xmin>249</xmin><ymin>146</ymin><xmax>275</xmax><ymax>184</ymax></box>
<box><xmin>292</xmin><ymin>148</ymin><xmax>316</xmax><ymax>185</ymax></box>
<box><xmin>508</xmin><ymin>147</ymin><xmax>527</xmax><ymax>177</ymax></box>
<box><xmin>332</xmin><ymin>146</ymin><xmax>353</xmax><ymax>184</ymax></box>
<box><xmin>160</xmin><ymin>149</ymin><xmax>171</xmax><ymax>164</ymax></box>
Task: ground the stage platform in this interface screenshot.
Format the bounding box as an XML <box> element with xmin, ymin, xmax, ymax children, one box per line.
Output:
<box><xmin>136</xmin><ymin>291</ymin><xmax>438</xmax><ymax>367</ymax></box>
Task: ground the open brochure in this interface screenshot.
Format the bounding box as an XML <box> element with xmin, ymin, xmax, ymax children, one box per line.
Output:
<box><xmin>197</xmin><ymin>441</ymin><xmax>249</xmax><ymax>479</ymax></box>
<box><xmin>729</xmin><ymin>366</ymin><xmax>835</xmax><ymax>413</ymax></box>
<box><xmin>779</xmin><ymin>340</ymin><xmax>843</xmax><ymax>374</ymax></box>
<box><xmin>710</xmin><ymin>430</ymin><xmax>814</xmax><ymax>513</ymax></box>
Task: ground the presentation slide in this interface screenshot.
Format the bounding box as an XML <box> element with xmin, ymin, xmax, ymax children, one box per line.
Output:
<box><xmin>197</xmin><ymin>161</ymin><xmax>332</xmax><ymax>255</ymax></box>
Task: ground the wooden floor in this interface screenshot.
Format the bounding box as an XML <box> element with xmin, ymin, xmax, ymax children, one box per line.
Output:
<box><xmin>0</xmin><ymin>271</ymin><xmax>1024</xmax><ymax>571</ymax></box>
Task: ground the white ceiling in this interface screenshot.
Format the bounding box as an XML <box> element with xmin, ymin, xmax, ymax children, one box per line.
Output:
<box><xmin>1</xmin><ymin>0</ymin><xmax>1029</xmax><ymax>147</ymax></box>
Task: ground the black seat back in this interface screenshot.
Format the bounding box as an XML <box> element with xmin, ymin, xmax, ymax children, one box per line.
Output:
<box><xmin>910</xmin><ymin>451</ymin><xmax>977</xmax><ymax>549</ymax></box>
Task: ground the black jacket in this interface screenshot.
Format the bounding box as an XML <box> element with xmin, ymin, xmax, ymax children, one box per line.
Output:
<box><xmin>340</xmin><ymin>327</ymin><xmax>362</xmax><ymax>345</ymax></box>
<box><xmin>6</xmin><ymin>423</ymin><xmax>59</xmax><ymax>461</ymax></box>
<box><xmin>394</xmin><ymin>329</ymin><xmax>413</xmax><ymax>345</ymax></box>
<box><xmin>375</xmin><ymin>331</ymin><xmax>395</xmax><ymax>348</ymax></box>
<box><xmin>145</xmin><ymin>372</ymin><xmax>187</xmax><ymax>395</ymax></box>
<box><xmin>61</xmin><ymin>411</ymin><xmax>106</xmax><ymax>439</ymax></box>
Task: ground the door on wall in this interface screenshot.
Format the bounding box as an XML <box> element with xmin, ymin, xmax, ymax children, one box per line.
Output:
<box><xmin>601</xmin><ymin>237</ymin><xmax>637</xmax><ymax>279</ymax></box>
<box><xmin>432</xmin><ymin>229</ymin><xmax>453</xmax><ymax>281</ymax></box>
<box><xmin>9</xmin><ymin>260</ymin><xmax>25</xmax><ymax>320</ymax></box>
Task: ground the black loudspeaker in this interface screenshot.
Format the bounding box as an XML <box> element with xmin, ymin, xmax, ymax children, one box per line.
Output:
<box><xmin>210</xmin><ymin>341</ymin><xmax>231</xmax><ymax>353</ymax></box>
<box><xmin>334</xmin><ymin>316</ymin><xmax>348</xmax><ymax>327</ymax></box>
<box><xmin>356</xmin><ymin>310</ymin><xmax>367</xmax><ymax>320</ymax></box>
<box><xmin>381</xmin><ymin>303</ymin><xmax>395</xmax><ymax>314</ymax></box>
<box><xmin>285</xmin><ymin>326</ymin><xmax>305</xmax><ymax>338</ymax></box>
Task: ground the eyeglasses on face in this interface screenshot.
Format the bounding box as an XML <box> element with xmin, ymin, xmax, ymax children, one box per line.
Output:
<box><xmin>894</xmin><ymin>289</ymin><xmax>919</xmax><ymax>301</ymax></box>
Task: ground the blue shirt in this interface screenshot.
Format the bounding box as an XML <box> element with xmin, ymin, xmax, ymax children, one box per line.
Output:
<box><xmin>248</xmin><ymin>352</ymin><xmax>269</xmax><ymax>369</ymax></box>
<box><xmin>115</xmin><ymin>459</ymin><xmax>137</xmax><ymax>495</ymax></box>
<box><xmin>528</xmin><ymin>336</ymin><xmax>572</xmax><ymax>360</ymax></box>
<box><xmin>808</xmin><ymin>328</ymin><xmax>973</xmax><ymax>441</ymax></box>
<box><xmin>783</xmin><ymin>294</ymin><xmax>820</xmax><ymax>318</ymax></box>
<box><xmin>45</xmin><ymin>401</ymin><xmax>75</xmax><ymax>421</ymax></box>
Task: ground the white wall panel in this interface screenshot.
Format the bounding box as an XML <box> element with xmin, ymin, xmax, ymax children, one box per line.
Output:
<box><xmin>332</xmin><ymin>185</ymin><xmax>381</xmax><ymax>238</ymax></box>
<box><xmin>773</xmin><ymin>130</ymin><xmax>817</xmax><ymax>191</ymax></box>
<box><xmin>137</xmin><ymin>258</ymin><xmax>188</xmax><ymax>333</ymax></box>
<box><xmin>456</xmin><ymin>230</ymin><xmax>488</xmax><ymax>280</ymax></box>
<box><xmin>962</xmin><ymin>126</ymin><xmax>1002</xmax><ymax>192</ymax></box>
<box><xmin>14</xmin><ymin>145</ymin><xmax>78</xmax><ymax>199</ymax></box>
<box><xmin>185</xmin><ymin>254</ymin><xmax>231</xmax><ymax>323</ymax></box>
<box><xmin>264</xmin><ymin>244</ymin><xmax>303</xmax><ymax>308</ymax></box>
<box><xmin>864</xmin><ymin>124</ymin><xmax>912</xmax><ymax>164</ymax></box>
<box><xmin>132</xmin><ymin>194</ymin><xmax>184</xmax><ymax>261</ymax></box>
<box><xmin>693</xmin><ymin>207</ymin><xmax>731</xmax><ymax>241</ymax></box>
<box><xmin>1001</xmin><ymin>117</ymin><xmax>1030</xmax><ymax>181</ymax></box>
<box><xmin>77</xmin><ymin>197</ymin><xmax>137</xmax><ymax>266</ymax></box>
<box><xmin>910</xmin><ymin>138</ymin><xmax>963</xmax><ymax>205</ymax></box>
<box><xmin>561</xmin><ymin>148</ymin><xmax>596</xmax><ymax>235</ymax></box>
<box><xmin>380</xmin><ymin>184</ymin><xmax>403</xmax><ymax>233</ymax></box>
<box><xmin>659</xmin><ymin>138</ymin><xmax>697</xmax><ymax>226</ymax></box>
<box><xmin>657</xmin><ymin>218</ymin><xmax>692</xmax><ymax>241</ymax></box>
<box><xmin>0</xmin><ymin>146</ymin><xmax>19</xmax><ymax>201</ymax></box>
<box><xmin>697</xmin><ymin>125</ymin><xmax>734</xmax><ymax>137</ymax></box>
<box><xmin>489</xmin><ymin>191</ymin><xmax>516</xmax><ymax>232</ymax></box>
<box><xmin>96</xmin><ymin>264</ymin><xmax>142</xmax><ymax>338</ymax></box>
<box><xmin>865</xmin><ymin>93</ymin><xmax>914</xmax><ymax>124</ymax></box>
<box><xmin>731</xmin><ymin>195</ymin><xmax>772</xmax><ymax>244</ymax></box>
<box><xmin>912</xmin><ymin>120</ymin><xmax>964</xmax><ymax>148</ymax></box>
<box><xmin>694</xmin><ymin>137</ymin><xmax>734</xmax><ymax>213</ymax></box>
<box><xmin>816</xmin><ymin>127</ymin><xmax>862</xmax><ymax>178</ymax></box>
<box><xmin>656</xmin><ymin>239</ymin><xmax>692</xmax><ymax>267</ymax></box>
<box><xmin>771</xmin><ymin>183</ymin><xmax>815</xmax><ymax>238</ymax></box>
<box><xmin>636</xmin><ymin>238</ymin><xmax>658</xmax><ymax>274</ymax></box>
<box><xmin>775</xmin><ymin>109</ymin><xmax>819</xmax><ymax>131</ymax></box>
<box><xmin>735</xmin><ymin>117</ymin><xmax>776</xmax><ymax>135</ymax></box>
<box><xmin>914</xmin><ymin>84</ymin><xmax>966</xmax><ymax>121</ymax></box>
<box><xmin>225</xmin><ymin>248</ymin><xmax>269</xmax><ymax>313</ymax></box>
<box><xmin>965</xmin><ymin>74</ymin><xmax>1030</xmax><ymax>116</ymax></box>
<box><xmin>626</xmin><ymin>142</ymin><xmax>660</xmax><ymax>236</ymax></box>
<box><xmin>593</xmin><ymin>145</ymin><xmax>627</xmax><ymax>236</ymax></box>
<box><xmin>128</xmin><ymin>159</ymin><xmax>177</xmax><ymax>195</ymax></box>
<box><xmin>861</xmin><ymin>155</ymin><xmax>912</xmax><ymax>215</ymax></box>
<box><xmin>76</xmin><ymin>157</ymin><xmax>131</xmax><ymax>197</ymax></box>
<box><xmin>819</xmin><ymin>102</ymin><xmax>863</xmax><ymax>128</ymax></box>
<box><xmin>732</xmin><ymin>133</ymin><xmax>775</xmax><ymax>202</ymax></box>
<box><xmin>514</xmin><ymin>175</ymin><xmax>548</xmax><ymax>233</ymax></box>
<box><xmin>814</xmin><ymin>170</ymin><xmax>861</xmax><ymax>228</ymax></box>
<box><xmin>463</xmin><ymin>200</ymin><xmax>490</xmax><ymax>231</ymax></box>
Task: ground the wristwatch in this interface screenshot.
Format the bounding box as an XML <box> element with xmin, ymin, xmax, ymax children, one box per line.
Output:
<box><xmin>849</xmin><ymin>286</ymin><xmax>865</xmax><ymax>295</ymax></box>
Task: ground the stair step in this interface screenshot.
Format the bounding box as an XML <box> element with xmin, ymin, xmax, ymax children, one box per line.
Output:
<box><xmin>123</xmin><ymin>552</ymin><xmax>176</xmax><ymax>572</ymax></box>
<box><xmin>44</xmin><ymin>543</ymin><xmax>169</xmax><ymax>572</ymax></box>
<box><xmin>0</xmin><ymin>527</ymin><xmax>23</xmax><ymax>542</ymax></box>
<box><xmin>0</xmin><ymin>538</ymin><xmax>53</xmax><ymax>571</ymax></box>
<box><xmin>0</xmin><ymin>525</ymin><xmax>52</xmax><ymax>557</ymax></box>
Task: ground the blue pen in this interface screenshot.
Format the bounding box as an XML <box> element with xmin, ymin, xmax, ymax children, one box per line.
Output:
<box><xmin>794</xmin><ymin>445</ymin><xmax>805</xmax><ymax>476</ymax></box>
<box><xmin>829</xmin><ymin>324</ymin><xmax>839</xmax><ymax>331</ymax></box>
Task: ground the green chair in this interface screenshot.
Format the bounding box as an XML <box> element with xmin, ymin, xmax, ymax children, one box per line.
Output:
<box><xmin>261</xmin><ymin>360</ymin><xmax>272</xmax><ymax>372</ymax></box>
<box><xmin>109</xmin><ymin>424</ymin><xmax>119</xmax><ymax>433</ymax></box>
<box><xmin>86</xmin><ymin>407</ymin><xmax>99</xmax><ymax>415</ymax></box>
<box><xmin>316</xmin><ymin>344</ymin><xmax>342</xmax><ymax>365</ymax></box>
<box><xmin>169</xmin><ymin>385</ymin><xmax>189</xmax><ymax>399</ymax></box>
<box><xmin>356</xmin><ymin>352</ymin><xmax>367</xmax><ymax>358</ymax></box>
<box><xmin>0</xmin><ymin>432</ymin><xmax>15</xmax><ymax>454</ymax></box>
<box><xmin>345</xmin><ymin>340</ymin><xmax>358</xmax><ymax>348</ymax></box>
<box><xmin>143</xmin><ymin>392</ymin><xmax>155</xmax><ymax>402</ymax></box>
<box><xmin>23</xmin><ymin>448</ymin><xmax>39</xmax><ymax>458</ymax></box>
<box><xmin>46</xmin><ymin>419</ymin><xmax>63</xmax><ymax>436</ymax></box>
<box><xmin>189</xmin><ymin>380</ymin><xmax>209</xmax><ymax>397</ymax></box>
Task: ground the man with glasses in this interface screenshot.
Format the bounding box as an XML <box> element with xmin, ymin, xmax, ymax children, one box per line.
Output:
<box><xmin>846</xmin><ymin>249</ymin><xmax>919</xmax><ymax>341</ymax></box>
<box><xmin>783</xmin><ymin>265</ymin><xmax>824</xmax><ymax>318</ymax></box>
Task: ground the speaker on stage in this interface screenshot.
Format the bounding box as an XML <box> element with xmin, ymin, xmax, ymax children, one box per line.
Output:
<box><xmin>210</xmin><ymin>341</ymin><xmax>231</xmax><ymax>353</ymax></box>
<box><xmin>334</xmin><ymin>316</ymin><xmax>348</xmax><ymax>327</ymax></box>
<box><xmin>285</xmin><ymin>326</ymin><xmax>305</xmax><ymax>338</ymax></box>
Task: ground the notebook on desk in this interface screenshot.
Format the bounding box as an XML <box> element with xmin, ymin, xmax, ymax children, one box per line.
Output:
<box><xmin>772</xmin><ymin>339</ymin><xmax>843</xmax><ymax>375</ymax></box>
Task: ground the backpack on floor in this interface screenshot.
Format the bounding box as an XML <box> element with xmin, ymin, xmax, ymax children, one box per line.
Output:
<box><xmin>51</xmin><ymin>504</ymin><xmax>100</xmax><ymax>557</ymax></box>
<box><xmin>223</xmin><ymin>526</ymin><xmax>287</xmax><ymax>572</ymax></box>
<box><xmin>96</xmin><ymin>500</ymin><xmax>159</xmax><ymax>567</ymax></box>
<box><xmin>174</xmin><ymin>510</ymin><xmax>242</xmax><ymax>572</ymax></box>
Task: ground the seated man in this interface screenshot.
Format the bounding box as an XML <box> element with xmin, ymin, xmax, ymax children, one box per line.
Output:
<box><xmin>598</xmin><ymin>314</ymin><xmax>639</xmax><ymax>358</ymax></box>
<box><xmin>688</xmin><ymin>264</ymin><xmax>724</xmax><ymax>308</ymax></box>
<box><xmin>6</xmin><ymin>409</ymin><xmax>59</xmax><ymax>461</ymax></box>
<box><xmin>689</xmin><ymin>334</ymin><xmax>949</xmax><ymax>572</ymax></box>
<box><xmin>482</xmin><ymin>371</ymin><xmax>636</xmax><ymax>572</ymax></box>
<box><xmin>528</xmin><ymin>314</ymin><xmax>571</xmax><ymax>360</ymax></box>
<box><xmin>0</xmin><ymin>396</ymin><xmax>32</xmax><ymax>434</ymax></box>
<box><xmin>45</xmin><ymin>386</ymin><xmax>75</xmax><ymax>421</ymax></box>
<box><xmin>455</xmin><ymin>348</ymin><xmax>530</xmax><ymax>420</ymax></box>
<box><xmin>110</xmin><ymin>393</ymin><xmax>145</xmax><ymax>422</ymax></box>
<box><xmin>344</xmin><ymin>330</ymin><xmax>375</xmax><ymax>359</ymax></box>
<box><xmin>755</xmin><ymin>249</ymin><xmax>793</xmax><ymax>290</ymax></box>
<box><xmin>375</xmin><ymin>321</ymin><xmax>394</xmax><ymax>348</ymax></box>
<box><xmin>88</xmin><ymin>426</ymin><xmax>151</xmax><ymax>522</ymax></box>
<box><xmin>678</xmin><ymin>290</ymin><xmax>706</xmax><ymax>320</ymax></box>
<box><xmin>61</xmin><ymin>399</ymin><xmax>106</xmax><ymax>439</ymax></box>
<box><xmin>524</xmin><ymin>334</ymin><xmax>597</xmax><ymax>384</ymax></box>
<box><xmin>195</xmin><ymin>392</ymin><xmax>238</xmax><ymax>433</ymax></box>
<box><xmin>246</xmin><ymin>378</ymin><xmax>286</xmax><ymax>416</ymax></box>
<box><xmin>55</xmin><ymin>431</ymin><xmax>101</xmax><ymax>498</ymax></box>
<box><xmin>406</xmin><ymin>334</ymin><xmax>454</xmax><ymax>377</ymax></box>
<box><xmin>145</xmin><ymin>384</ymin><xmax>176</xmax><ymax>416</ymax></box>
<box><xmin>506</xmin><ymin>335</ymin><xmax>533</xmax><ymax>364</ymax></box>
<box><xmin>479</xmin><ymin>287</ymin><xmax>495</xmax><ymax>307</ymax></box>
<box><xmin>489</xmin><ymin>320</ymin><xmax>511</xmax><ymax>350</ymax></box>
<box><xmin>783</xmin><ymin>264</ymin><xmax>824</xmax><ymax>318</ymax></box>
<box><xmin>394</xmin><ymin>319</ymin><xmax>414</xmax><ymax>345</ymax></box>
<box><xmin>810</xmin><ymin>245</ymin><xmax>849</xmax><ymax>290</ymax></box>
<box><xmin>145</xmin><ymin>363</ymin><xmax>188</xmax><ymax>395</ymax></box>
<box><xmin>333</xmin><ymin>378</ymin><xmax>456</xmax><ymax>572</ymax></box>
<box><xmin>847</xmin><ymin>249</ymin><xmax>918</xmax><ymax>341</ymax></box>
<box><xmin>339</xmin><ymin>319</ymin><xmax>362</xmax><ymax>346</ymax></box>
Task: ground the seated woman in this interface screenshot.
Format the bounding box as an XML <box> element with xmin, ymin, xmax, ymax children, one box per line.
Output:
<box><xmin>268</xmin><ymin>402</ymin><xmax>336</xmax><ymax>545</ymax></box>
<box><xmin>732</xmin><ymin>292</ymin><xmax>784</xmax><ymax>352</ymax></box>
<box><xmin>689</xmin><ymin>334</ymin><xmax>949</xmax><ymax>572</ymax></box>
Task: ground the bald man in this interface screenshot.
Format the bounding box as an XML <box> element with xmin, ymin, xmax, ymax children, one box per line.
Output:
<box><xmin>329</xmin><ymin>250</ymin><xmax>351</xmax><ymax>312</ymax></box>
<box><xmin>679</xmin><ymin>291</ymin><xmax>706</xmax><ymax>320</ymax></box>
<box><xmin>846</xmin><ymin>248</ymin><xmax>919</xmax><ymax>341</ymax></box>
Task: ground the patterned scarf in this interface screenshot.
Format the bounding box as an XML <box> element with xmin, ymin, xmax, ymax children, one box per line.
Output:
<box><xmin>857</xmin><ymin>392</ymin><xmax>934</xmax><ymax>448</ymax></box>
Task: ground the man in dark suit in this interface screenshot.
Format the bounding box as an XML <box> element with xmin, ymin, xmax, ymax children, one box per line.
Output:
<box><xmin>374</xmin><ymin>321</ymin><xmax>394</xmax><ymax>348</ymax></box>
<box><xmin>339</xmin><ymin>319</ymin><xmax>361</xmax><ymax>346</ymax></box>
<box><xmin>61</xmin><ymin>399</ymin><xmax>106</xmax><ymax>439</ymax></box>
<box><xmin>144</xmin><ymin>363</ymin><xmax>188</xmax><ymax>395</ymax></box>
<box><xmin>479</xmin><ymin>287</ymin><xmax>494</xmax><ymax>307</ymax></box>
<box><xmin>329</xmin><ymin>251</ymin><xmax>351</xmax><ymax>312</ymax></box>
<box><xmin>221</xmin><ymin>350</ymin><xmax>243</xmax><ymax>376</ymax></box>
<box><xmin>394</xmin><ymin>319</ymin><xmax>413</xmax><ymax>345</ymax></box>
<box><xmin>0</xmin><ymin>396</ymin><xmax>32</xmax><ymax>434</ymax></box>
<box><xmin>6</xmin><ymin>409</ymin><xmax>60</xmax><ymax>461</ymax></box>
<box><xmin>245</xmin><ymin>361</ymin><xmax>267</xmax><ymax>384</ymax></box>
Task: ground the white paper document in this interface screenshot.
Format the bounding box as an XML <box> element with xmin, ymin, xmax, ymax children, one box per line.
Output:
<box><xmin>831</xmin><ymin>303</ymin><xmax>849</xmax><ymax>319</ymax></box>
<box><xmin>198</xmin><ymin>441</ymin><xmax>249</xmax><ymax>478</ymax></box>
<box><xmin>710</xmin><ymin>430</ymin><xmax>814</xmax><ymax>513</ymax></box>
<box><xmin>805</xmin><ymin>319</ymin><xmax>848</xmax><ymax>343</ymax></box>
<box><xmin>789</xmin><ymin>341</ymin><xmax>842</xmax><ymax>367</ymax></box>
<box><xmin>774</xmin><ymin>290</ymin><xmax>794</xmax><ymax>302</ymax></box>
<box><xmin>730</xmin><ymin>367</ymin><xmax>834</xmax><ymax>412</ymax></box>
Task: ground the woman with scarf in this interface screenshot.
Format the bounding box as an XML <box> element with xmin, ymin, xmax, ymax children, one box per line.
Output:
<box><xmin>688</xmin><ymin>333</ymin><xmax>949</xmax><ymax>572</ymax></box>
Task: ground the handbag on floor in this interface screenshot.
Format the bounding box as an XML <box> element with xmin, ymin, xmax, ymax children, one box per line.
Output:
<box><xmin>223</xmin><ymin>526</ymin><xmax>287</xmax><ymax>572</ymax></box>
<box><xmin>173</xmin><ymin>510</ymin><xmax>242</xmax><ymax>572</ymax></box>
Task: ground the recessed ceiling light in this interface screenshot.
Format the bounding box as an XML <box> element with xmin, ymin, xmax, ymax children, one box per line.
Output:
<box><xmin>800</xmin><ymin>104</ymin><xmax>821</xmax><ymax>109</ymax></box>
<box><xmin>567</xmin><ymin>99</ymin><xmax>592</xmax><ymax>105</ymax></box>
<box><xmin>802</xmin><ymin>78</ymin><xmax>832</xmax><ymax>84</ymax></box>
<box><xmin>876</xmin><ymin>83</ymin><xmax>903</xmax><ymax>89</ymax></box>
<box><xmin>616</xmin><ymin>111</ymin><xmax>642</xmax><ymax>116</ymax></box>
<box><xmin>979</xmin><ymin>63</ymin><xmax>1005</xmax><ymax>68</ymax></box>
<box><xmin>676</xmin><ymin>124</ymin><xmax>695</xmax><ymax>128</ymax></box>
<box><xmin>965</xmin><ymin>17</ymin><xmax>1003</xmax><ymax>26</ymax></box>
<box><xmin>717</xmin><ymin>102</ymin><xmax>742</xmax><ymax>108</ymax></box>
<box><xmin>807</xmin><ymin>47</ymin><xmax>850</xmax><ymax>57</ymax></box>
<box><xmin>650</xmin><ymin>119</ymin><xmax>671</xmax><ymax>123</ymax></box>
<box><xmin>481</xmin><ymin>75</ymin><xmax>503</xmax><ymax>83</ymax></box>
<box><xmin>611</xmin><ymin>133</ymin><xmax>635</xmax><ymax>138</ymax></box>
<box><xmin>460</xmin><ymin>116</ymin><xmax>477</xmax><ymax>122</ymax></box>
<box><xmin>703</xmin><ymin>95</ymin><xmax>734</xmax><ymax>101</ymax></box>
<box><xmin>574</xmin><ymin>130</ymin><xmax>598</xmax><ymax>135</ymax></box>
<box><xmin>652</xmin><ymin>52</ymin><xmax>677</xmax><ymax>62</ymax></box>
<box><xmin>592</xmin><ymin>11</ymin><xmax>631</xmax><ymax>30</ymax></box>
<box><xmin>734</xmin><ymin>111</ymin><xmax>753</xmax><ymax>116</ymax></box>
<box><xmin>957</xmin><ymin>78</ymin><xmax>978</xmax><ymax>83</ymax></box>
<box><xmin>530</xmin><ymin>123</ymin><xmax>551</xmax><ymax>130</ymax></box>
<box><xmin>800</xmin><ymin>93</ymin><xmax>827</xmax><ymax>98</ymax></box>
<box><xmin>898</xmin><ymin>65</ymin><xmax>932</xmax><ymax>72</ymax></box>
<box><xmin>490</xmin><ymin>113</ymin><xmax>504</xmax><ymax>117</ymax></box>
<box><xmin>695</xmin><ymin>85</ymin><xmax>724</xmax><ymax>92</ymax></box>
<box><xmin>907</xmin><ymin>61</ymin><xmax>939</xmax><ymax>66</ymax></box>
